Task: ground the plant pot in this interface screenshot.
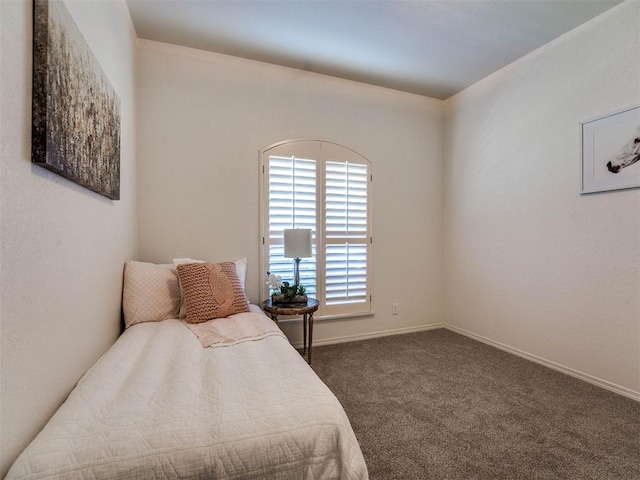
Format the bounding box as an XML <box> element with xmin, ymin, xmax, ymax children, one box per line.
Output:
<box><xmin>271</xmin><ymin>294</ymin><xmax>308</xmax><ymax>305</ymax></box>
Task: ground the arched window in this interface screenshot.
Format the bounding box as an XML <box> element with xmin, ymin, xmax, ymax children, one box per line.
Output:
<box><xmin>260</xmin><ymin>140</ymin><xmax>372</xmax><ymax>318</ymax></box>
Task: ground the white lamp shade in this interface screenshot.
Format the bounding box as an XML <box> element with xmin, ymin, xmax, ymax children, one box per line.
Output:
<box><xmin>284</xmin><ymin>229</ymin><xmax>312</xmax><ymax>258</ymax></box>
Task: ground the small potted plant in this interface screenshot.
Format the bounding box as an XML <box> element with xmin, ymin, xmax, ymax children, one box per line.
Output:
<box><xmin>267</xmin><ymin>272</ymin><xmax>308</xmax><ymax>305</ymax></box>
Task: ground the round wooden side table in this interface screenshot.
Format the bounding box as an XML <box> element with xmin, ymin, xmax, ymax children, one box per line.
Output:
<box><xmin>262</xmin><ymin>298</ymin><xmax>319</xmax><ymax>365</ymax></box>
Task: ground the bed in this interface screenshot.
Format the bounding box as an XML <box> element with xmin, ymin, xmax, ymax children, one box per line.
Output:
<box><xmin>6</xmin><ymin>260</ymin><xmax>368</xmax><ymax>479</ymax></box>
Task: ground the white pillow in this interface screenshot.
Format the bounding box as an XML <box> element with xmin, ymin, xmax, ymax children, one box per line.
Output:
<box><xmin>173</xmin><ymin>257</ymin><xmax>247</xmax><ymax>319</ymax></box>
<box><xmin>122</xmin><ymin>261</ymin><xmax>181</xmax><ymax>328</ymax></box>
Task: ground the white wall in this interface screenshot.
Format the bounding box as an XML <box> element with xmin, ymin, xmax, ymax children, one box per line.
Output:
<box><xmin>136</xmin><ymin>40</ymin><xmax>444</xmax><ymax>344</ymax></box>
<box><xmin>0</xmin><ymin>0</ymin><xmax>138</xmax><ymax>475</ymax></box>
<box><xmin>443</xmin><ymin>1</ymin><xmax>640</xmax><ymax>398</ymax></box>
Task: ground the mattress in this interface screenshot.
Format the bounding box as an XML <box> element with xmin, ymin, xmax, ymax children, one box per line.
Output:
<box><xmin>6</xmin><ymin>312</ymin><xmax>368</xmax><ymax>479</ymax></box>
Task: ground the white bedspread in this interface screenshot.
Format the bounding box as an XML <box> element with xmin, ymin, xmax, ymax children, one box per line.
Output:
<box><xmin>6</xmin><ymin>314</ymin><xmax>368</xmax><ymax>479</ymax></box>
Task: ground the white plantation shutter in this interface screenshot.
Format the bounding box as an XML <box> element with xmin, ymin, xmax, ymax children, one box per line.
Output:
<box><xmin>325</xmin><ymin>243</ymin><xmax>368</xmax><ymax>305</ymax></box>
<box><xmin>325</xmin><ymin>161</ymin><xmax>368</xmax><ymax>307</ymax></box>
<box><xmin>268</xmin><ymin>156</ymin><xmax>316</xmax><ymax>238</ymax></box>
<box><xmin>326</xmin><ymin>161</ymin><xmax>368</xmax><ymax>238</ymax></box>
<box><xmin>261</xmin><ymin>140</ymin><xmax>372</xmax><ymax>317</ymax></box>
<box><xmin>267</xmin><ymin>156</ymin><xmax>317</xmax><ymax>297</ymax></box>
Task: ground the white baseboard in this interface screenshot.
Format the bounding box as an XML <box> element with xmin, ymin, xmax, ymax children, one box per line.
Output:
<box><xmin>299</xmin><ymin>321</ymin><xmax>639</xmax><ymax>402</ymax></box>
<box><xmin>295</xmin><ymin>323</ymin><xmax>445</xmax><ymax>349</ymax></box>
<box><xmin>444</xmin><ymin>324</ymin><xmax>640</xmax><ymax>403</ymax></box>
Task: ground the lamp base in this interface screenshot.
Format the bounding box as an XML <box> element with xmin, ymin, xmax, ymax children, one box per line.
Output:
<box><xmin>293</xmin><ymin>257</ymin><xmax>301</xmax><ymax>286</ymax></box>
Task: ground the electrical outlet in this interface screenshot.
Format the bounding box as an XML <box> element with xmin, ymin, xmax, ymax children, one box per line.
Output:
<box><xmin>392</xmin><ymin>303</ymin><xmax>399</xmax><ymax>315</ymax></box>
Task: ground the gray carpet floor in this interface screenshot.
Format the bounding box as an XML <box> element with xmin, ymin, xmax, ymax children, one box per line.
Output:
<box><xmin>312</xmin><ymin>328</ymin><xmax>640</xmax><ymax>480</ymax></box>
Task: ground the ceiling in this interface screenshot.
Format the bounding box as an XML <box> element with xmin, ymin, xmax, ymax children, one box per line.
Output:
<box><xmin>126</xmin><ymin>0</ymin><xmax>623</xmax><ymax>100</ymax></box>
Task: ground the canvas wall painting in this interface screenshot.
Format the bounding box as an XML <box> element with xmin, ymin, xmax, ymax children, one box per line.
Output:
<box><xmin>581</xmin><ymin>105</ymin><xmax>640</xmax><ymax>194</ymax></box>
<box><xmin>32</xmin><ymin>0</ymin><xmax>121</xmax><ymax>200</ymax></box>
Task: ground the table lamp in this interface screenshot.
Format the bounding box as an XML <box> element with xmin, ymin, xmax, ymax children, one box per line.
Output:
<box><xmin>284</xmin><ymin>228</ymin><xmax>312</xmax><ymax>286</ymax></box>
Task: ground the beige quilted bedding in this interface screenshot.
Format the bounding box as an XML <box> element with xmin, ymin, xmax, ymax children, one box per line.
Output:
<box><xmin>6</xmin><ymin>312</ymin><xmax>368</xmax><ymax>479</ymax></box>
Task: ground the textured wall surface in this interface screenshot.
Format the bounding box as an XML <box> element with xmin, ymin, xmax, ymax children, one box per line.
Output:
<box><xmin>0</xmin><ymin>0</ymin><xmax>138</xmax><ymax>475</ymax></box>
<box><xmin>444</xmin><ymin>1</ymin><xmax>640</xmax><ymax>396</ymax></box>
<box><xmin>136</xmin><ymin>40</ymin><xmax>444</xmax><ymax>344</ymax></box>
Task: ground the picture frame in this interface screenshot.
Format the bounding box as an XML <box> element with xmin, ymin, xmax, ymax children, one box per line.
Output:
<box><xmin>32</xmin><ymin>0</ymin><xmax>121</xmax><ymax>200</ymax></box>
<box><xmin>581</xmin><ymin>105</ymin><xmax>640</xmax><ymax>194</ymax></box>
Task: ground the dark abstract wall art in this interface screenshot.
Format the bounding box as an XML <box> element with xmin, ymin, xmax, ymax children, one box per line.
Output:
<box><xmin>32</xmin><ymin>0</ymin><xmax>121</xmax><ymax>200</ymax></box>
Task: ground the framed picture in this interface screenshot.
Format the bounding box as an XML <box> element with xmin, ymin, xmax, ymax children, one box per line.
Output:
<box><xmin>581</xmin><ymin>105</ymin><xmax>640</xmax><ymax>194</ymax></box>
<box><xmin>32</xmin><ymin>0</ymin><xmax>121</xmax><ymax>200</ymax></box>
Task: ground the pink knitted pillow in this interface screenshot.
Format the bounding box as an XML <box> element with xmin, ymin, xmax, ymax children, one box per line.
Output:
<box><xmin>176</xmin><ymin>262</ymin><xmax>250</xmax><ymax>324</ymax></box>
